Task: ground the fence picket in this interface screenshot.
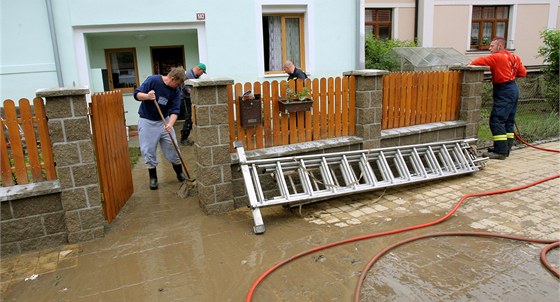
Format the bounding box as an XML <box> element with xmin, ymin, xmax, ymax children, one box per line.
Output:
<box><xmin>19</xmin><ymin>99</ymin><xmax>43</xmax><ymax>182</ymax></box>
<box><xmin>3</xmin><ymin>100</ymin><xmax>28</xmax><ymax>184</ymax></box>
<box><xmin>33</xmin><ymin>98</ymin><xmax>56</xmax><ymax>180</ymax></box>
<box><xmin>312</xmin><ymin>78</ymin><xmax>320</xmax><ymax>140</ymax></box>
<box><xmin>0</xmin><ymin>117</ymin><xmax>14</xmax><ymax>186</ymax></box>
<box><xmin>320</xmin><ymin>78</ymin><xmax>328</xmax><ymax>139</ymax></box>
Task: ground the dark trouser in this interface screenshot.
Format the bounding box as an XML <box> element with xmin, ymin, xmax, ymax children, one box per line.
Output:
<box><xmin>180</xmin><ymin>87</ymin><xmax>193</xmax><ymax>141</ymax></box>
<box><xmin>490</xmin><ymin>81</ymin><xmax>519</xmax><ymax>154</ymax></box>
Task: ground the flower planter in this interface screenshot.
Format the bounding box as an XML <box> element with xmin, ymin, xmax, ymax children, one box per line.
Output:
<box><xmin>239</xmin><ymin>96</ymin><xmax>262</xmax><ymax>127</ymax></box>
<box><xmin>278</xmin><ymin>98</ymin><xmax>313</xmax><ymax>114</ymax></box>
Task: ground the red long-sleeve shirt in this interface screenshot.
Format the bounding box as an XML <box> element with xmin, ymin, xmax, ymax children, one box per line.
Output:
<box><xmin>470</xmin><ymin>50</ymin><xmax>527</xmax><ymax>84</ymax></box>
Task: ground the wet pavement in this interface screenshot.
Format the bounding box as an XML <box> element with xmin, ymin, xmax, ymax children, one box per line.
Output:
<box><xmin>1</xmin><ymin>136</ymin><xmax>559</xmax><ymax>301</ymax></box>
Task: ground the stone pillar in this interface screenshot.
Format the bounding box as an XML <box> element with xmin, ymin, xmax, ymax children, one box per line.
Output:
<box><xmin>36</xmin><ymin>88</ymin><xmax>105</xmax><ymax>243</ymax></box>
<box><xmin>450</xmin><ymin>65</ymin><xmax>488</xmax><ymax>138</ymax></box>
<box><xmin>188</xmin><ymin>78</ymin><xmax>235</xmax><ymax>215</ymax></box>
<box><xmin>343</xmin><ymin>69</ymin><xmax>389</xmax><ymax>149</ymax></box>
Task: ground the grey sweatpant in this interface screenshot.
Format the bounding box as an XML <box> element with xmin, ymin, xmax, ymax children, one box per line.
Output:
<box><xmin>138</xmin><ymin>117</ymin><xmax>181</xmax><ymax>169</ymax></box>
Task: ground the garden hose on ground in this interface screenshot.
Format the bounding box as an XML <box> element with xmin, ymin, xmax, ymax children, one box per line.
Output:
<box><xmin>246</xmin><ymin>133</ymin><xmax>560</xmax><ymax>302</ymax></box>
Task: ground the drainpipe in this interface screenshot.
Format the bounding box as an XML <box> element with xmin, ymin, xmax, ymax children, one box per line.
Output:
<box><xmin>414</xmin><ymin>0</ymin><xmax>418</xmax><ymax>40</ymax></box>
<box><xmin>45</xmin><ymin>0</ymin><xmax>64</xmax><ymax>87</ymax></box>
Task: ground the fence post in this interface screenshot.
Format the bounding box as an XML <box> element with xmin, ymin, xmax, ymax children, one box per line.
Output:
<box><xmin>450</xmin><ymin>65</ymin><xmax>488</xmax><ymax>138</ymax></box>
<box><xmin>343</xmin><ymin>69</ymin><xmax>389</xmax><ymax>149</ymax></box>
<box><xmin>189</xmin><ymin>77</ymin><xmax>235</xmax><ymax>215</ymax></box>
<box><xmin>35</xmin><ymin>87</ymin><xmax>105</xmax><ymax>243</ymax></box>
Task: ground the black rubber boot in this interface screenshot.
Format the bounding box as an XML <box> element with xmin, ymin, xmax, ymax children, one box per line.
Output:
<box><xmin>507</xmin><ymin>138</ymin><xmax>514</xmax><ymax>157</ymax></box>
<box><xmin>148</xmin><ymin>168</ymin><xmax>158</xmax><ymax>190</ymax></box>
<box><xmin>173</xmin><ymin>164</ymin><xmax>186</xmax><ymax>182</ymax></box>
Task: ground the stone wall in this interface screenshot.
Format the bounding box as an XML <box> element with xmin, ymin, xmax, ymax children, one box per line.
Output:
<box><xmin>35</xmin><ymin>88</ymin><xmax>105</xmax><ymax>244</ymax></box>
<box><xmin>190</xmin><ymin>67</ymin><xmax>486</xmax><ymax>214</ymax></box>
<box><xmin>1</xmin><ymin>182</ymin><xmax>66</xmax><ymax>255</ymax></box>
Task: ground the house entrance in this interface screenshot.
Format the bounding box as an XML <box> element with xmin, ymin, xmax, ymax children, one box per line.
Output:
<box><xmin>151</xmin><ymin>46</ymin><xmax>185</xmax><ymax>75</ymax></box>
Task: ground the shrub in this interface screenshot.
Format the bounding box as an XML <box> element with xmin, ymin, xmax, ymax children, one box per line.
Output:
<box><xmin>365</xmin><ymin>35</ymin><xmax>417</xmax><ymax>71</ymax></box>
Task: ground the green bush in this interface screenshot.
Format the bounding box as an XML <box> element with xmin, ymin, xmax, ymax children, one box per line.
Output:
<box><xmin>537</xmin><ymin>29</ymin><xmax>560</xmax><ymax>112</ymax></box>
<box><xmin>365</xmin><ymin>35</ymin><xmax>416</xmax><ymax>71</ymax></box>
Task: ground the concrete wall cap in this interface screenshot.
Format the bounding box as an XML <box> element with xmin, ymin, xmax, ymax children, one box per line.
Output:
<box><xmin>450</xmin><ymin>65</ymin><xmax>489</xmax><ymax>71</ymax></box>
<box><xmin>343</xmin><ymin>69</ymin><xmax>390</xmax><ymax>76</ymax></box>
<box><xmin>186</xmin><ymin>77</ymin><xmax>235</xmax><ymax>87</ymax></box>
<box><xmin>36</xmin><ymin>87</ymin><xmax>90</xmax><ymax>97</ymax></box>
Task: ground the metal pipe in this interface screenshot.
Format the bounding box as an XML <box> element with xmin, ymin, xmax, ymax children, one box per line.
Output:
<box><xmin>45</xmin><ymin>0</ymin><xmax>64</xmax><ymax>87</ymax></box>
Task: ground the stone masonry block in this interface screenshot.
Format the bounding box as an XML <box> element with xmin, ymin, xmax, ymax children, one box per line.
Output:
<box><xmin>463</xmin><ymin>71</ymin><xmax>484</xmax><ymax>83</ymax></box>
<box><xmin>355</xmin><ymin>124</ymin><xmax>371</xmax><ymax>139</ymax></box>
<box><xmin>73</xmin><ymin>164</ymin><xmax>98</xmax><ymax>187</ymax></box>
<box><xmin>11</xmin><ymin>194</ymin><xmax>62</xmax><ymax>218</ymax></box>
<box><xmin>19</xmin><ymin>233</ymin><xmax>68</xmax><ymax>254</ymax></box>
<box><xmin>79</xmin><ymin>141</ymin><xmax>95</xmax><ymax>163</ymax></box>
<box><xmin>354</xmin><ymin>91</ymin><xmax>371</xmax><ymax>108</ymax></box>
<box><xmin>217</xmin><ymin>87</ymin><xmax>229</xmax><ymax>105</ymax></box>
<box><xmin>1</xmin><ymin>242</ymin><xmax>20</xmax><ymax>256</ymax></box>
<box><xmin>465</xmin><ymin>123</ymin><xmax>479</xmax><ymax>138</ymax></box>
<box><xmin>92</xmin><ymin>226</ymin><xmax>105</xmax><ymax>239</ymax></box>
<box><xmin>57</xmin><ymin>167</ymin><xmax>74</xmax><ymax>188</ymax></box>
<box><xmin>61</xmin><ymin>188</ymin><xmax>87</xmax><ymax>210</ymax></box>
<box><xmin>86</xmin><ymin>185</ymin><xmax>101</xmax><ymax>207</ymax></box>
<box><xmin>354</xmin><ymin>77</ymin><xmax>377</xmax><ymax>91</ymax></box>
<box><xmin>195</xmin><ymin>106</ymin><xmax>210</xmax><ymax>126</ymax></box>
<box><xmin>460</xmin><ymin>96</ymin><xmax>481</xmax><ymax>111</ymax></box>
<box><xmin>43</xmin><ymin>212</ymin><xmax>67</xmax><ymax>234</ymax></box>
<box><xmin>197</xmin><ymin>184</ymin><xmax>216</xmax><ymax>206</ymax></box>
<box><xmin>219</xmin><ymin>125</ymin><xmax>230</xmax><ymax>145</ymax></box>
<box><xmin>356</xmin><ymin>108</ymin><xmax>375</xmax><ymax>125</ymax></box>
<box><xmin>437</xmin><ymin>128</ymin><xmax>458</xmax><ymax>141</ymax></box>
<box><xmin>196</xmin><ymin>146</ymin><xmax>213</xmax><ymax>165</ymax></box>
<box><xmin>48</xmin><ymin>120</ymin><xmax>65</xmax><ymax>143</ymax></box>
<box><xmin>192</xmin><ymin>87</ymin><xmax>217</xmax><ymax>106</ymax></box>
<box><xmin>418</xmin><ymin>131</ymin><xmax>438</xmax><ymax>144</ymax></box>
<box><xmin>398</xmin><ymin>134</ymin><xmax>420</xmax><ymax>146</ymax></box>
<box><xmin>210</xmin><ymin>104</ymin><xmax>228</xmax><ymax>125</ymax></box>
<box><xmin>79</xmin><ymin>207</ymin><xmax>105</xmax><ymax>229</ymax></box>
<box><xmin>234</xmin><ymin>196</ymin><xmax>249</xmax><ymax>209</ymax></box>
<box><xmin>212</xmin><ymin>145</ymin><xmax>231</xmax><ymax>165</ymax></box>
<box><xmin>461</xmin><ymin>82</ymin><xmax>483</xmax><ymax>97</ymax></box>
<box><xmin>53</xmin><ymin>143</ymin><xmax>80</xmax><ymax>167</ymax></box>
<box><xmin>64</xmin><ymin>117</ymin><xmax>91</xmax><ymax>141</ymax></box>
<box><xmin>197</xmin><ymin>165</ymin><xmax>223</xmax><ymax>186</ymax></box>
<box><xmin>203</xmin><ymin>201</ymin><xmax>234</xmax><ymax>215</ymax></box>
<box><xmin>231</xmin><ymin>178</ymin><xmax>247</xmax><ymax>198</ymax></box>
<box><xmin>196</xmin><ymin>126</ymin><xmax>219</xmax><ymax>147</ymax></box>
<box><xmin>67</xmin><ymin>230</ymin><xmax>94</xmax><ymax>243</ymax></box>
<box><xmin>221</xmin><ymin>165</ymin><xmax>232</xmax><ymax>183</ymax></box>
<box><xmin>46</xmin><ymin>96</ymin><xmax>72</xmax><ymax>118</ymax></box>
<box><xmin>65</xmin><ymin>211</ymin><xmax>82</xmax><ymax>233</ymax></box>
<box><xmin>380</xmin><ymin>137</ymin><xmax>399</xmax><ymax>148</ymax></box>
<box><xmin>371</xmin><ymin>90</ymin><xmax>383</xmax><ymax>105</ymax></box>
<box><xmin>1</xmin><ymin>217</ymin><xmax>44</xmax><ymax>242</ymax></box>
<box><xmin>72</xmin><ymin>96</ymin><xmax>88</xmax><ymax>117</ymax></box>
<box><xmin>214</xmin><ymin>183</ymin><xmax>233</xmax><ymax>203</ymax></box>
<box><xmin>1</xmin><ymin>202</ymin><xmax>13</xmax><ymax>220</ymax></box>
<box><xmin>373</xmin><ymin>107</ymin><xmax>383</xmax><ymax>124</ymax></box>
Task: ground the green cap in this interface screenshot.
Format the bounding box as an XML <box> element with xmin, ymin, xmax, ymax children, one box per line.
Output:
<box><xmin>198</xmin><ymin>63</ymin><xmax>207</xmax><ymax>73</ymax></box>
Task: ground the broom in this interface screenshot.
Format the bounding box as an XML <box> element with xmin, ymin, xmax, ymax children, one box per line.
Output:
<box><xmin>153</xmin><ymin>100</ymin><xmax>196</xmax><ymax>198</ymax></box>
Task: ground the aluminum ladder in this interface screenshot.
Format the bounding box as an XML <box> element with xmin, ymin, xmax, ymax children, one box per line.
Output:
<box><xmin>235</xmin><ymin>139</ymin><xmax>487</xmax><ymax>234</ymax></box>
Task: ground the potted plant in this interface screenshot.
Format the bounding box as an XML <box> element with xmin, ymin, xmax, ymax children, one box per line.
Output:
<box><xmin>479</xmin><ymin>38</ymin><xmax>490</xmax><ymax>50</ymax></box>
<box><xmin>279</xmin><ymin>84</ymin><xmax>313</xmax><ymax>114</ymax></box>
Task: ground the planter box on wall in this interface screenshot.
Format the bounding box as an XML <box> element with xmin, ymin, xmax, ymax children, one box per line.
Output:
<box><xmin>278</xmin><ymin>99</ymin><xmax>313</xmax><ymax>114</ymax></box>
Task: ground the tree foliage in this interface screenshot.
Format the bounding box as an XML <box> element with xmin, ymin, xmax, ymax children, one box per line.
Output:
<box><xmin>365</xmin><ymin>35</ymin><xmax>416</xmax><ymax>71</ymax></box>
<box><xmin>537</xmin><ymin>29</ymin><xmax>559</xmax><ymax>111</ymax></box>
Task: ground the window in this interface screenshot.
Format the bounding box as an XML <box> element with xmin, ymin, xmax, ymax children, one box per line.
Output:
<box><xmin>104</xmin><ymin>48</ymin><xmax>139</xmax><ymax>93</ymax></box>
<box><xmin>365</xmin><ymin>9</ymin><xmax>392</xmax><ymax>39</ymax></box>
<box><xmin>262</xmin><ymin>14</ymin><xmax>305</xmax><ymax>74</ymax></box>
<box><xmin>471</xmin><ymin>6</ymin><xmax>509</xmax><ymax>50</ymax></box>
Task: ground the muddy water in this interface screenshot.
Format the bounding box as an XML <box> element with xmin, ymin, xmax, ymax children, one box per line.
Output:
<box><xmin>2</xmin><ymin>141</ymin><xmax>559</xmax><ymax>301</ymax></box>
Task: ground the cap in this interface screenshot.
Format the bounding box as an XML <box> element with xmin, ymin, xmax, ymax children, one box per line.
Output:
<box><xmin>198</xmin><ymin>63</ymin><xmax>207</xmax><ymax>73</ymax></box>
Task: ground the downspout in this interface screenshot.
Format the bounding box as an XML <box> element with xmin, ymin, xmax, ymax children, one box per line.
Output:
<box><xmin>45</xmin><ymin>0</ymin><xmax>64</xmax><ymax>87</ymax></box>
<box><xmin>414</xmin><ymin>0</ymin><xmax>418</xmax><ymax>41</ymax></box>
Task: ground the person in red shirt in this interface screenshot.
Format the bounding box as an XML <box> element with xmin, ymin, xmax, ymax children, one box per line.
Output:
<box><xmin>470</xmin><ymin>37</ymin><xmax>527</xmax><ymax>160</ymax></box>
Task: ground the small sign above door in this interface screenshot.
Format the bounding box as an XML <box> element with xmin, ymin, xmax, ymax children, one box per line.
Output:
<box><xmin>196</xmin><ymin>13</ymin><xmax>205</xmax><ymax>20</ymax></box>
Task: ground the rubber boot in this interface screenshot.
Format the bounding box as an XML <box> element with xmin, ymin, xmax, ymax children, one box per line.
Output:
<box><xmin>173</xmin><ymin>164</ymin><xmax>186</xmax><ymax>182</ymax></box>
<box><xmin>507</xmin><ymin>138</ymin><xmax>514</xmax><ymax>157</ymax></box>
<box><xmin>148</xmin><ymin>168</ymin><xmax>158</xmax><ymax>190</ymax></box>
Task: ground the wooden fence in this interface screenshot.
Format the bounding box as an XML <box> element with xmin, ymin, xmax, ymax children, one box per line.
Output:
<box><xmin>1</xmin><ymin>98</ymin><xmax>56</xmax><ymax>187</ymax></box>
<box><xmin>227</xmin><ymin>77</ymin><xmax>356</xmax><ymax>152</ymax></box>
<box><xmin>382</xmin><ymin>70</ymin><xmax>462</xmax><ymax>129</ymax></box>
<box><xmin>90</xmin><ymin>90</ymin><xmax>133</xmax><ymax>223</ymax></box>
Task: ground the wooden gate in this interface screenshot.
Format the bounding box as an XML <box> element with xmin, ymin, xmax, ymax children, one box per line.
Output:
<box><xmin>90</xmin><ymin>90</ymin><xmax>133</xmax><ymax>223</ymax></box>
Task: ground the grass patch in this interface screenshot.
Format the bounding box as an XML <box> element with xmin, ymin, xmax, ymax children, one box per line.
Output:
<box><xmin>128</xmin><ymin>147</ymin><xmax>141</xmax><ymax>169</ymax></box>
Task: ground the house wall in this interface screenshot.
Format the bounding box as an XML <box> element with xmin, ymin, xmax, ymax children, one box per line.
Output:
<box><xmin>2</xmin><ymin>0</ymin><xmax>357</xmax><ymax>127</ymax></box>
<box><xmin>514</xmin><ymin>4</ymin><xmax>551</xmax><ymax>66</ymax></box>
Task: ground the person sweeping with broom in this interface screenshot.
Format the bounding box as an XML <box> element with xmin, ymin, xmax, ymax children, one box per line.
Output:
<box><xmin>134</xmin><ymin>67</ymin><xmax>187</xmax><ymax>190</ymax></box>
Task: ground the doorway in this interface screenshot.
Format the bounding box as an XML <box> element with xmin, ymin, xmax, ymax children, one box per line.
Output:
<box><xmin>151</xmin><ymin>46</ymin><xmax>185</xmax><ymax>75</ymax></box>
